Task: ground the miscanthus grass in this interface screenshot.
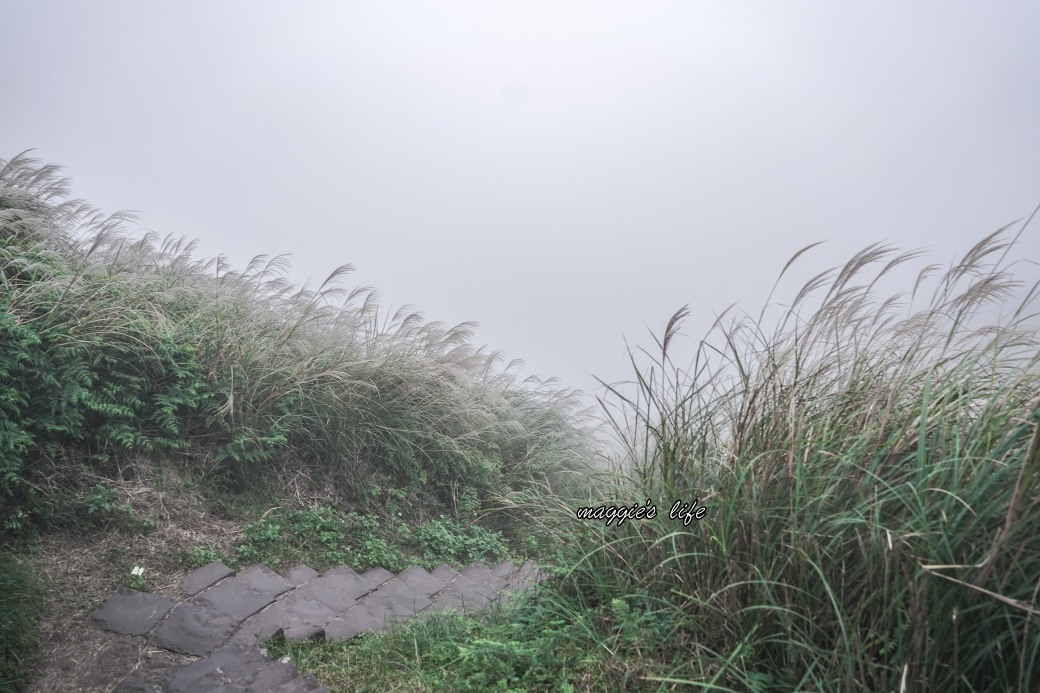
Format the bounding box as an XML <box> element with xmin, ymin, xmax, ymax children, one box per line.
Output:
<box><xmin>273</xmin><ymin>225</ymin><xmax>1039</xmax><ymax>692</ymax></box>
<box><xmin>0</xmin><ymin>150</ymin><xmax>597</xmax><ymax>530</ymax></box>
<box><xmin>555</xmin><ymin>224</ymin><xmax>1039</xmax><ymax>690</ymax></box>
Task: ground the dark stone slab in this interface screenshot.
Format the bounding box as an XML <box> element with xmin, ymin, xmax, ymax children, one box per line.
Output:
<box><xmin>325</xmin><ymin>564</ymin><xmax>383</xmax><ymax>593</ymax></box>
<box><xmin>92</xmin><ymin>587</ymin><xmax>176</xmax><ymax>636</ymax></box>
<box><xmin>357</xmin><ymin>591</ymin><xmax>411</xmax><ymax>624</ymax></box>
<box><xmin>494</xmin><ymin>561</ymin><xmax>547</xmax><ymax>606</ymax></box>
<box><xmin>396</xmin><ymin>565</ymin><xmax>449</xmax><ymax>596</ymax></box>
<box><xmin>425</xmin><ymin>572</ymin><xmax>494</xmax><ymax>612</ymax></box>
<box><xmin>458</xmin><ymin>569</ymin><xmax>501</xmax><ymax>598</ymax></box>
<box><xmin>283</xmin><ymin>619</ymin><xmax>327</xmax><ymax>642</ymax></box>
<box><xmin>423</xmin><ymin>588</ymin><xmax>467</xmax><ymax>613</ymax></box>
<box><xmin>276</xmin><ymin>591</ymin><xmax>337</xmax><ymax>640</ymax></box>
<box><xmin>288</xmin><ymin>565</ymin><xmax>320</xmax><ymax>585</ymax></box>
<box><xmin>360</xmin><ymin>566</ymin><xmax>394</xmax><ymax>588</ymax></box>
<box><xmin>92</xmin><ymin>560</ymin><xmax>542</xmax><ymax>691</ymax></box>
<box><xmin>431</xmin><ymin>563</ymin><xmax>460</xmax><ymax>582</ymax></box>
<box><xmin>239</xmin><ymin>656</ymin><xmax>299</xmax><ymax>691</ymax></box>
<box><xmin>197</xmin><ymin>577</ymin><xmax>278</xmax><ymax>622</ymax></box>
<box><xmin>491</xmin><ymin>561</ymin><xmax>517</xmax><ymax>579</ymax></box>
<box><xmin>324</xmin><ymin>604</ymin><xmax>386</xmax><ymax>642</ymax></box>
<box><xmin>369</xmin><ymin>576</ymin><xmax>432</xmax><ymax>615</ymax></box>
<box><xmin>165</xmin><ymin>644</ymin><xmax>281</xmax><ymax>692</ymax></box>
<box><xmin>295</xmin><ymin>571</ymin><xmax>369</xmax><ymax>612</ymax></box>
<box><xmin>322</xmin><ymin>565</ymin><xmax>361</xmax><ymax>579</ymax></box>
<box><xmin>238</xmin><ymin>564</ymin><xmax>294</xmax><ymax>597</ymax></box>
<box><xmin>460</xmin><ymin>563</ymin><xmax>508</xmax><ymax>593</ymax></box>
<box><xmin>165</xmin><ymin>643</ymin><xmax>250</xmax><ymax>692</ymax></box>
<box><xmin>507</xmin><ymin>560</ymin><xmax>544</xmax><ymax>590</ymax></box>
<box><xmin>180</xmin><ymin>561</ymin><xmax>235</xmax><ymax>596</ymax></box>
<box><xmin>425</xmin><ymin>588</ymin><xmax>483</xmax><ymax>612</ymax></box>
<box><xmin>150</xmin><ymin>602</ymin><xmax>239</xmax><ymax>656</ymax></box>
<box><xmin>231</xmin><ymin>603</ymin><xmax>287</xmax><ymax>648</ymax></box>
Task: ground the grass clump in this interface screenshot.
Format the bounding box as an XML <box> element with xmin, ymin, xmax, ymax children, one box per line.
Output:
<box><xmin>560</xmin><ymin>225</ymin><xmax>1040</xmax><ymax>689</ymax></box>
<box><xmin>272</xmin><ymin>571</ymin><xmax>694</xmax><ymax>691</ymax></box>
<box><xmin>269</xmin><ymin>595</ymin><xmax>591</xmax><ymax>692</ymax></box>
<box><xmin>0</xmin><ymin>554</ymin><xmax>46</xmax><ymax>693</ymax></box>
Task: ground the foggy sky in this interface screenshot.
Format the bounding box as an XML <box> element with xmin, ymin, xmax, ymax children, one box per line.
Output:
<box><xmin>3</xmin><ymin>1</ymin><xmax>1039</xmax><ymax>413</ymax></box>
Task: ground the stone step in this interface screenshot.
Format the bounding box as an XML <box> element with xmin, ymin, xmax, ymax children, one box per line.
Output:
<box><xmin>92</xmin><ymin>558</ymin><xmax>548</xmax><ymax>691</ymax></box>
<box><xmin>164</xmin><ymin>643</ymin><xmax>327</xmax><ymax>693</ymax></box>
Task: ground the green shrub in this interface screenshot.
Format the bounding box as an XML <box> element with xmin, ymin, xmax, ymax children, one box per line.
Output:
<box><xmin>415</xmin><ymin>518</ymin><xmax>509</xmax><ymax>567</ymax></box>
<box><xmin>237</xmin><ymin>506</ymin><xmax>349</xmax><ymax>572</ymax></box>
<box><xmin>81</xmin><ymin>484</ymin><xmax>130</xmax><ymax>518</ymax></box>
<box><xmin>339</xmin><ymin>512</ymin><xmax>410</xmax><ymax>573</ymax></box>
<box><xmin>184</xmin><ymin>545</ymin><xmax>231</xmax><ymax>570</ymax></box>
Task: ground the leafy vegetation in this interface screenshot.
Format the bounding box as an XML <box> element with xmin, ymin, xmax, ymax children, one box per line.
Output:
<box><xmin>230</xmin><ymin>501</ymin><xmax>507</xmax><ymax>570</ymax></box>
<box><xmin>197</xmin><ymin>506</ymin><xmax>513</xmax><ymax>574</ymax></box>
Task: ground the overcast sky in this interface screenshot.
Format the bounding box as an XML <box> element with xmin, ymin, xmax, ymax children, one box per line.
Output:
<box><xmin>3</xmin><ymin>1</ymin><xmax>1039</xmax><ymax>413</ymax></box>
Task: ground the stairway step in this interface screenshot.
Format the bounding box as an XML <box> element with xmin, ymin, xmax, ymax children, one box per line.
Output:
<box><xmin>491</xmin><ymin>561</ymin><xmax>518</xmax><ymax>578</ymax></box>
<box><xmin>396</xmin><ymin>565</ymin><xmax>450</xmax><ymax>596</ymax></box>
<box><xmin>151</xmin><ymin>602</ymin><xmax>240</xmax><ymax>656</ymax></box>
<box><xmin>431</xmin><ymin>563</ymin><xmax>460</xmax><ymax>582</ymax></box>
<box><xmin>180</xmin><ymin>560</ymin><xmax>235</xmax><ymax>596</ymax></box>
<box><xmin>460</xmin><ymin>562</ymin><xmax>509</xmax><ymax>593</ymax></box>
<box><xmin>239</xmin><ymin>565</ymin><xmax>295</xmax><ymax>597</ymax></box>
<box><xmin>324</xmin><ymin>603</ymin><xmax>386</xmax><ymax>642</ymax></box>
<box><xmin>165</xmin><ymin>644</ymin><xmax>328</xmax><ymax>693</ymax></box>
<box><xmin>91</xmin><ymin>587</ymin><xmax>176</xmax><ymax>637</ymax></box>
<box><xmin>295</xmin><ymin>570</ymin><xmax>369</xmax><ymax>612</ymax></box>
<box><xmin>287</xmin><ymin>565</ymin><xmax>320</xmax><ymax>585</ymax></box>
<box><xmin>360</xmin><ymin>566</ymin><xmax>394</xmax><ymax>587</ymax></box>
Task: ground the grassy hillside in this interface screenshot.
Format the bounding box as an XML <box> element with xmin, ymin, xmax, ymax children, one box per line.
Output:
<box><xmin>0</xmin><ymin>152</ymin><xmax>599</xmax><ymax>691</ymax></box>
<box><xmin>3</xmin><ymin>151</ymin><xmax>1039</xmax><ymax>691</ymax></box>
<box><xmin>0</xmin><ymin>152</ymin><xmax>598</xmax><ymax>532</ymax></box>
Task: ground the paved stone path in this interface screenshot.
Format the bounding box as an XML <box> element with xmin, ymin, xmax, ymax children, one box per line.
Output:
<box><xmin>91</xmin><ymin>559</ymin><xmax>544</xmax><ymax>692</ymax></box>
